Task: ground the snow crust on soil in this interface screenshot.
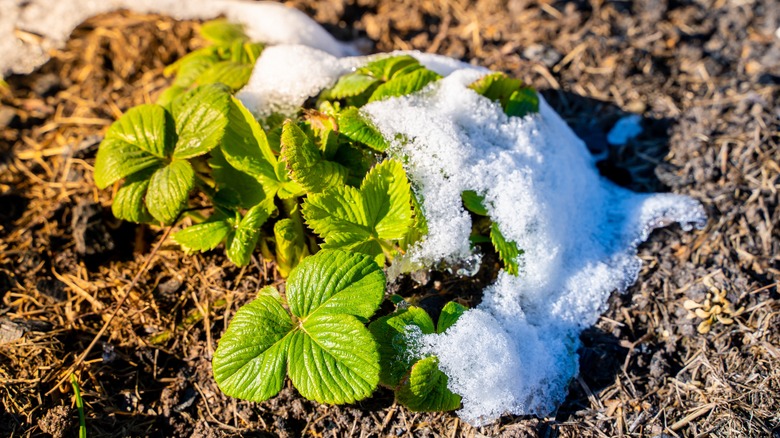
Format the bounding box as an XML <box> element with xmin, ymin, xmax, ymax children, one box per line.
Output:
<box><xmin>5</xmin><ymin>2</ymin><xmax>706</xmax><ymax>425</ymax></box>
<box><xmin>238</xmin><ymin>45</ymin><xmax>706</xmax><ymax>425</ymax></box>
<box><xmin>0</xmin><ymin>0</ymin><xmax>354</xmax><ymax>77</ymax></box>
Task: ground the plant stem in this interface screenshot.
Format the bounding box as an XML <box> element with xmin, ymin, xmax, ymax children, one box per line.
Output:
<box><xmin>70</xmin><ymin>374</ymin><xmax>87</xmax><ymax>438</ymax></box>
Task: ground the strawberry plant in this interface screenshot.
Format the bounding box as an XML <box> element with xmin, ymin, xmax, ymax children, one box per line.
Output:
<box><xmin>93</xmin><ymin>22</ymin><xmax>542</xmax><ymax>413</ymax></box>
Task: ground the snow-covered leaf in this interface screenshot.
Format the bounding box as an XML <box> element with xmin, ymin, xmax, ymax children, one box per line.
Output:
<box><xmin>368</xmin><ymin>306</ymin><xmax>434</xmax><ymax>387</ymax></box>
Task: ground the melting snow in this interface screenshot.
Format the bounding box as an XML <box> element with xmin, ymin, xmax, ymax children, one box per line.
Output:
<box><xmin>4</xmin><ymin>2</ymin><xmax>706</xmax><ymax>425</ymax></box>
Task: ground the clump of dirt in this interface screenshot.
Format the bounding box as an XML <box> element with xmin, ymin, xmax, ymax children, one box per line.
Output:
<box><xmin>1</xmin><ymin>1</ymin><xmax>778</xmax><ymax>437</ymax></box>
<box><xmin>37</xmin><ymin>405</ymin><xmax>74</xmax><ymax>438</ymax></box>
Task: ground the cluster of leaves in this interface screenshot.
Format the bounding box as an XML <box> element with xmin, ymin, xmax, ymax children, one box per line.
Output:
<box><xmin>94</xmin><ymin>31</ymin><xmax>543</xmax><ymax>412</ymax></box>
<box><xmin>213</xmin><ymin>249</ymin><xmax>468</xmax><ymax>411</ymax></box>
<box><xmin>369</xmin><ymin>298</ymin><xmax>467</xmax><ymax>410</ymax></box>
<box><xmin>159</xmin><ymin>19</ymin><xmax>263</xmax><ymax>104</ymax></box>
<box><xmin>94</xmin><ymin>84</ymin><xmax>231</xmax><ymax>225</ymax></box>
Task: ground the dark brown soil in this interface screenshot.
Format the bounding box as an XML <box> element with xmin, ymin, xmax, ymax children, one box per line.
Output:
<box><xmin>1</xmin><ymin>1</ymin><xmax>778</xmax><ymax>437</ymax></box>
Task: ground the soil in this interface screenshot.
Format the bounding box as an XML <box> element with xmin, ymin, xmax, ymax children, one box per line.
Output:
<box><xmin>1</xmin><ymin>0</ymin><xmax>779</xmax><ymax>437</ymax></box>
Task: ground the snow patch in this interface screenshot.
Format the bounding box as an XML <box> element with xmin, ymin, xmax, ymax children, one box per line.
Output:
<box><xmin>239</xmin><ymin>49</ymin><xmax>705</xmax><ymax>423</ymax></box>
<box><xmin>360</xmin><ymin>73</ymin><xmax>705</xmax><ymax>423</ymax></box>
<box><xmin>607</xmin><ymin>114</ymin><xmax>644</xmax><ymax>145</ymax></box>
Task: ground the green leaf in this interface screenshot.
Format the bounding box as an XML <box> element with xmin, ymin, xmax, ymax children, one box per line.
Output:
<box><xmin>302</xmin><ymin>111</ymin><xmax>339</xmax><ymax>159</ymax></box>
<box><xmin>490</xmin><ymin>222</ymin><xmax>522</xmax><ymax>276</ymax></box>
<box><xmin>302</xmin><ymin>160</ymin><xmax>412</xmax><ymax>263</ymax></box>
<box><xmin>196</xmin><ymin>61</ymin><xmax>254</xmax><ymax>91</ymax></box>
<box><xmin>337</xmin><ymin>107</ymin><xmax>388</xmax><ymax>152</ymax></box>
<box><xmin>461</xmin><ymin>190</ymin><xmax>489</xmax><ymax>216</ymax></box>
<box><xmin>156</xmin><ymin>85</ymin><xmax>187</xmax><ymax>107</ymax></box>
<box><xmin>220</xmin><ymin>97</ymin><xmax>277</xmax><ymax>177</ymax></box>
<box><xmin>468</xmin><ymin>72</ymin><xmax>522</xmax><ymax>103</ymax></box>
<box><xmin>209</xmin><ymin>146</ymin><xmax>266</xmax><ymax>209</ymax></box>
<box><xmin>171</xmin><ymin>51</ymin><xmax>220</xmax><ymax>88</ymax></box>
<box><xmin>288</xmin><ymin>314</ymin><xmax>380</xmax><ymax>404</ymax></box>
<box><xmin>220</xmin><ymin>98</ymin><xmax>303</xmax><ymax>199</ymax></box>
<box><xmin>273</xmin><ymin>218</ymin><xmax>309</xmax><ymax>278</ymax></box>
<box><xmin>105</xmin><ymin>104</ymin><xmax>173</xmax><ymax>158</ymax></box>
<box><xmin>199</xmin><ymin>19</ymin><xmax>248</xmax><ymax>45</ymax></box>
<box><xmin>468</xmin><ymin>72</ymin><xmax>539</xmax><ymax>117</ymax></box>
<box><xmin>94</xmin><ymin>137</ymin><xmax>162</xmax><ymax>189</ymax></box>
<box><xmin>240</xmin><ymin>42</ymin><xmax>264</xmax><ymax>64</ymax></box>
<box><xmin>173</xmin><ymin>219</ymin><xmax>233</xmax><ymax>253</ymax></box>
<box><xmin>362</xmin><ymin>160</ymin><xmax>413</xmax><ymax>239</ymax></box>
<box><xmin>437</xmin><ymin>301</ymin><xmax>468</xmax><ymax>333</ymax></box>
<box><xmin>280</xmin><ymin>121</ymin><xmax>348</xmax><ymax>193</ymax></box>
<box><xmin>369</xmin><ymin>69</ymin><xmax>442</xmax><ymax>102</ymax></box>
<box><xmin>226</xmin><ymin>199</ymin><xmax>276</xmax><ymax>266</ymax></box>
<box><xmin>332</xmin><ymin>143</ymin><xmax>376</xmax><ymax>188</ymax></box>
<box><xmin>111</xmin><ymin>170</ymin><xmax>153</xmax><ymax>223</ymax></box>
<box><xmin>213</xmin><ymin>250</ymin><xmax>385</xmax><ymax>405</ymax></box>
<box><xmin>400</xmin><ymin>190</ymin><xmax>428</xmax><ymax>251</ymax></box>
<box><xmin>359</xmin><ymin>55</ymin><xmax>420</xmax><ymax>81</ymax></box>
<box><xmin>212</xmin><ymin>294</ymin><xmax>293</xmax><ymax>402</ymax></box>
<box><xmin>171</xmin><ymin>84</ymin><xmax>231</xmax><ymax>159</ymax></box>
<box><xmin>322</xmin><ymin>73</ymin><xmax>379</xmax><ymax>100</ymax></box>
<box><xmin>145</xmin><ymin>160</ymin><xmax>195</xmax><ymax>224</ymax></box>
<box><xmin>286</xmin><ymin>250</ymin><xmax>385</xmax><ymax>320</ymax></box>
<box><xmin>396</xmin><ymin>356</ymin><xmax>460</xmax><ymax>412</ymax></box>
<box><xmin>368</xmin><ymin>306</ymin><xmax>434</xmax><ymax>387</ymax></box>
<box><xmin>505</xmin><ymin>88</ymin><xmax>539</xmax><ymax>117</ymax></box>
